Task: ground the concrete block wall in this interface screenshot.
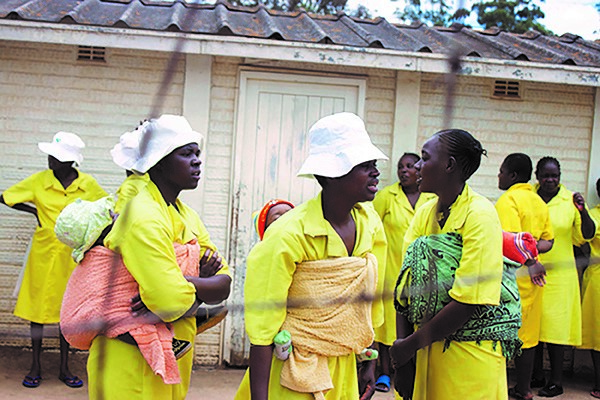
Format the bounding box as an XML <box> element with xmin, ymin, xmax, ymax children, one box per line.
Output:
<box><xmin>0</xmin><ymin>40</ymin><xmax>184</xmax><ymax>345</ymax></box>
<box><xmin>417</xmin><ymin>73</ymin><xmax>594</xmax><ymax>201</ymax></box>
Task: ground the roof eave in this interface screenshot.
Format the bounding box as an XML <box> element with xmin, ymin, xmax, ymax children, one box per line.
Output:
<box><xmin>1</xmin><ymin>20</ymin><xmax>599</xmax><ymax>87</ymax></box>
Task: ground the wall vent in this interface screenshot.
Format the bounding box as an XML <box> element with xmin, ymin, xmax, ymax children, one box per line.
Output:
<box><xmin>77</xmin><ymin>46</ymin><xmax>106</xmax><ymax>62</ymax></box>
<box><xmin>492</xmin><ymin>80</ymin><xmax>520</xmax><ymax>99</ymax></box>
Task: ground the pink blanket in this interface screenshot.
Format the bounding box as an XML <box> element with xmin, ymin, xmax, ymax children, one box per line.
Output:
<box><xmin>60</xmin><ymin>241</ymin><xmax>200</xmax><ymax>384</ymax></box>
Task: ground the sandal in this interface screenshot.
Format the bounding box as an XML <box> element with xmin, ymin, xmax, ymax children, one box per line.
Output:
<box><xmin>22</xmin><ymin>375</ymin><xmax>42</xmax><ymax>388</ymax></box>
<box><xmin>58</xmin><ymin>374</ymin><xmax>84</xmax><ymax>388</ymax></box>
<box><xmin>591</xmin><ymin>388</ymin><xmax>600</xmax><ymax>399</ymax></box>
<box><xmin>374</xmin><ymin>374</ymin><xmax>391</xmax><ymax>393</ymax></box>
<box><xmin>508</xmin><ymin>386</ymin><xmax>534</xmax><ymax>400</ymax></box>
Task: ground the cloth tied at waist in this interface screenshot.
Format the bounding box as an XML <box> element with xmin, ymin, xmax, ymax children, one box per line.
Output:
<box><xmin>280</xmin><ymin>253</ymin><xmax>378</xmax><ymax>400</ymax></box>
<box><xmin>60</xmin><ymin>240</ymin><xmax>200</xmax><ymax>384</ymax></box>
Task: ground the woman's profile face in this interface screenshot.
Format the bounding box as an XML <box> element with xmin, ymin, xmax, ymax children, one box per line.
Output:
<box><xmin>415</xmin><ymin>136</ymin><xmax>447</xmax><ymax>194</ymax></box>
<box><xmin>397</xmin><ymin>155</ymin><xmax>419</xmax><ymax>188</ymax></box>
<box><xmin>536</xmin><ymin>161</ymin><xmax>560</xmax><ymax>195</ymax></box>
<box><xmin>157</xmin><ymin>142</ymin><xmax>201</xmax><ymax>191</ymax></box>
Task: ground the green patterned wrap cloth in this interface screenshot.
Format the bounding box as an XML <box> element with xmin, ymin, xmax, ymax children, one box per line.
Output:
<box><xmin>394</xmin><ymin>232</ymin><xmax>522</xmax><ymax>359</ymax></box>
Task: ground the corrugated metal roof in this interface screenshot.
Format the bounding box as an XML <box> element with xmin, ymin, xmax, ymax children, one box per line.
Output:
<box><xmin>1</xmin><ymin>0</ymin><xmax>599</xmax><ymax>68</ymax></box>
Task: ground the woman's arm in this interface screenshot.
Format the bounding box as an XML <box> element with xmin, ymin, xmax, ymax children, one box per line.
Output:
<box><xmin>390</xmin><ymin>300</ymin><xmax>476</xmax><ymax>368</ymax></box>
<box><xmin>186</xmin><ymin>274</ymin><xmax>231</xmax><ymax>305</ymax></box>
<box><xmin>249</xmin><ymin>344</ymin><xmax>273</xmax><ymax>400</ymax></box>
<box><xmin>573</xmin><ymin>192</ymin><xmax>596</xmax><ymax>240</ymax></box>
<box><xmin>0</xmin><ymin>194</ymin><xmax>40</xmax><ymax>226</ymax></box>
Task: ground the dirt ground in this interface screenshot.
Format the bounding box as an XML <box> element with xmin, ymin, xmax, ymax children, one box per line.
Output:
<box><xmin>0</xmin><ymin>345</ymin><xmax>595</xmax><ymax>399</ymax></box>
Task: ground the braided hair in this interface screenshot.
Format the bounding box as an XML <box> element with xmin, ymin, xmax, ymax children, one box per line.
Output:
<box><xmin>435</xmin><ymin>129</ymin><xmax>487</xmax><ymax>181</ymax></box>
<box><xmin>535</xmin><ymin>156</ymin><xmax>561</xmax><ymax>177</ymax></box>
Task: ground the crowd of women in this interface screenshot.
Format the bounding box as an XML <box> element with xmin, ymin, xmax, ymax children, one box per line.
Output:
<box><xmin>1</xmin><ymin>111</ymin><xmax>599</xmax><ymax>400</ymax></box>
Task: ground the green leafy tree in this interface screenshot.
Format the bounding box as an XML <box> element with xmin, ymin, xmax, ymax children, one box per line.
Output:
<box><xmin>472</xmin><ymin>0</ymin><xmax>552</xmax><ymax>34</ymax></box>
<box><xmin>222</xmin><ymin>0</ymin><xmax>349</xmax><ymax>15</ymax></box>
<box><xmin>397</xmin><ymin>0</ymin><xmax>470</xmax><ymax>26</ymax></box>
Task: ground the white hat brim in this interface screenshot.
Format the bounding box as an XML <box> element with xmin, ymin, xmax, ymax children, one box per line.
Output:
<box><xmin>38</xmin><ymin>142</ymin><xmax>83</xmax><ymax>167</ymax></box>
<box><xmin>297</xmin><ymin>143</ymin><xmax>388</xmax><ymax>178</ymax></box>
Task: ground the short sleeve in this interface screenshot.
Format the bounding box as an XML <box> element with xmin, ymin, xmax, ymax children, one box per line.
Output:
<box><xmin>449</xmin><ymin>204</ymin><xmax>503</xmax><ymax>306</ymax></box>
<box><xmin>244</xmin><ymin>230</ymin><xmax>301</xmax><ymax>345</ymax></box>
<box><xmin>495</xmin><ymin>194</ymin><xmax>522</xmax><ymax>233</ymax></box>
<box><xmin>2</xmin><ymin>173</ymin><xmax>39</xmax><ymax>206</ymax></box>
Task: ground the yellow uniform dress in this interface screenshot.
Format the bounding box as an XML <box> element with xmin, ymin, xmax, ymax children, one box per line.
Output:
<box><xmin>3</xmin><ymin>169</ymin><xmax>106</xmax><ymax>324</ymax></box>
<box><xmin>114</xmin><ymin>173</ymin><xmax>150</xmax><ymax>214</ymax></box>
<box><xmin>495</xmin><ymin>183</ymin><xmax>554</xmax><ymax>348</ymax></box>
<box><xmin>402</xmin><ymin>184</ymin><xmax>506</xmax><ymax>400</ymax></box>
<box><xmin>88</xmin><ymin>180</ymin><xmax>230</xmax><ymax>400</ymax></box>
<box><xmin>234</xmin><ymin>193</ymin><xmax>387</xmax><ymax>400</ymax></box>
<box><xmin>579</xmin><ymin>205</ymin><xmax>600</xmax><ymax>351</ymax></box>
<box><xmin>372</xmin><ymin>183</ymin><xmax>435</xmax><ymax>346</ymax></box>
<box><xmin>536</xmin><ymin>184</ymin><xmax>586</xmax><ymax>346</ymax></box>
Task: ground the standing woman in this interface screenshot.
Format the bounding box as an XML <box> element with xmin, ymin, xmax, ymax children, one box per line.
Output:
<box><xmin>533</xmin><ymin>156</ymin><xmax>595</xmax><ymax>397</ymax></box>
<box><xmin>0</xmin><ymin>131</ymin><xmax>107</xmax><ymax>388</ymax></box>
<box><xmin>580</xmin><ymin>178</ymin><xmax>600</xmax><ymax>399</ymax></box>
<box><xmin>391</xmin><ymin>129</ymin><xmax>510</xmax><ymax>399</ymax></box>
<box><xmin>371</xmin><ymin>152</ymin><xmax>435</xmax><ymax>393</ymax></box>
<box><xmin>235</xmin><ymin>112</ymin><xmax>388</xmax><ymax>400</ymax></box>
<box><xmin>87</xmin><ymin>115</ymin><xmax>231</xmax><ymax>400</ymax></box>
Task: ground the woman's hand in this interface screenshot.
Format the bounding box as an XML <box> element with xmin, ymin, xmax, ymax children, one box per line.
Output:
<box><xmin>390</xmin><ymin>337</ymin><xmax>417</xmax><ymax>371</ymax></box>
<box><xmin>357</xmin><ymin>358</ymin><xmax>376</xmax><ymax>398</ymax></box>
<box><xmin>392</xmin><ymin>355</ymin><xmax>415</xmax><ymax>400</ymax></box>
<box><xmin>130</xmin><ymin>293</ymin><xmax>161</xmax><ymax>324</ymax></box>
<box><xmin>573</xmin><ymin>192</ymin><xmax>586</xmax><ymax>212</ymax></box>
<box><xmin>525</xmin><ymin>259</ymin><xmax>546</xmax><ymax>287</ymax></box>
<box><xmin>199</xmin><ymin>249</ymin><xmax>223</xmax><ymax>277</ymax></box>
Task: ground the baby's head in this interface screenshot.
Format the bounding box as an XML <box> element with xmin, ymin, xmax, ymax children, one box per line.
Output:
<box><xmin>55</xmin><ymin>196</ymin><xmax>115</xmax><ymax>262</ymax></box>
<box><xmin>253</xmin><ymin>199</ymin><xmax>294</xmax><ymax>240</ymax></box>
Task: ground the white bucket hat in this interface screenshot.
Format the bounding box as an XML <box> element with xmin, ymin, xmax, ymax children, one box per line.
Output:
<box><xmin>38</xmin><ymin>131</ymin><xmax>85</xmax><ymax>167</ymax></box>
<box><xmin>128</xmin><ymin>114</ymin><xmax>204</xmax><ymax>175</ymax></box>
<box><xmin>110</xmin><ymin>125</ymin><xmax>144</xmax><ymax>171</ymax></box>
<box><xmin>297</xmin><ymin>112</ymin><xmax>388</xmax><ymax>178</ymax></box>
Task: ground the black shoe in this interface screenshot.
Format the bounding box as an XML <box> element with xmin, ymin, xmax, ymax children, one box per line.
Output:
<box><xmin>172</xmin><ymin>338</ymin><xmax>192</xmax><ymax>359</ymax></box>
<box><xmin>538</xmin><ymin>383</ymin><xmax>563</xmax><ymax>397</ymax></box>
<box><xmin>509</xmin><ymin>386</ymin><xmax>533</xmax><ymax>400</ymax></box>
<box><xmin>531</xmin><ymin>377</ymin><xmax>546</xmax><ymax>388</ymax></box>
<box><xmin>196</xmin><ymin>304</ymin><xmax>228</xmax><ymax>334</ymax></box>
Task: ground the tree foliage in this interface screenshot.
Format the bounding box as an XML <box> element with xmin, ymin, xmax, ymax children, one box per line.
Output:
<box><xmin>222</xmin><ymin>0</ymin><xmax>350</xmax><ymax>15</ymax></box>
<box><xmin>397</xmin><ymin>0</ymin><xmax>470</xmax><ymax>26</ymax></box>
<box><xmin>472</xmin><ymin>1</ymin><xmax>551</xmax><ymax>34</ymax></box>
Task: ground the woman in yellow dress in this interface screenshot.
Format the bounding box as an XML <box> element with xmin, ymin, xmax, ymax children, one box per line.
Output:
<box><xmin>372</xmin><ymin>152</ymin><xmax>435</xmax><ymax>393</ymax></box>
<box><xmin>532</xmin><ymin>156</ymin><xmax>595</xmax><ymax>398</ymax></box>
<box><xmin>87</xmin><ymin>115</ymin><xmax>231</xmax><ymax>400</ymax></box>
<box><xmin>0</xmin><ymin>131</ymin><xmax>106</xmax><ymax>389</ymax></box>
<box><xmin>390</xmin><ymin>129</ymin><xmax>508</xmax><ymax>400</ymax></box>
<box><xmin>580</xmin><ymin>177</ymin><xmax>600</xmax><ymax>399</ymax></box>
<box><xmin>235</xmin><ymin>112</ymin><xmax>388</xmax><ymax>400</ymax></box>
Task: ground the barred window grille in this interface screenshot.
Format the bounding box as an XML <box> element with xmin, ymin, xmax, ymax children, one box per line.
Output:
<box><xmin>493</xmin><ymin>80</ymin><xmax>521</xmax><ymax>99</ymax></box>
<box><xmin>77</xmin><ymin>46</ymin><xmax>106</xmax><ymax>62</ymax></box>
